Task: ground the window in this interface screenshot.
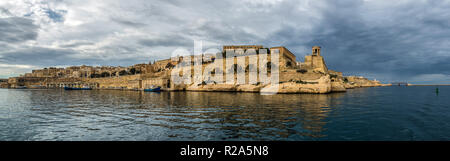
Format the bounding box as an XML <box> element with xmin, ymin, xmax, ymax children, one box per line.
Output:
<box><xmin>286</xmin><ymin>61</ymin><xmax>292</xmax><ymax>67</ymax></box>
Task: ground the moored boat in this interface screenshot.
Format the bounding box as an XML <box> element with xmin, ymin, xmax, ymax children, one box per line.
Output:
<box><xmin>31</xmin><ymin>85</ymin><xmax>46</xmax><ymax>89</ymax></box>
<box><xmin>64</xmin><ymin>87</ymin><xmax>92</xmax><ymax>90</ymax></box>
<box><xmin>144</xmin><ymin>86</ymin><xmax>161</xmax><ymax>92</ymax></box>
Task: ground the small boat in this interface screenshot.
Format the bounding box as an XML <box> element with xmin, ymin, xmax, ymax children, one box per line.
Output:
<box><xmin>31</xmin><ymin>85</ymin><xmax>46</xmax><ymax>89</ymax></box>
<box><xmin>64</xmin><ymin>87</ymin><xmax>92</xmax><ymax>90</ymax></box>
<box><xmin>144</xmin><ymin>86</ymin><xmax>161</xmax><ymax>92</ymax></box>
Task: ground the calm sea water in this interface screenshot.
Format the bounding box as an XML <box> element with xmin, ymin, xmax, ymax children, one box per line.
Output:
<box><xmin>0</xmin><ymin>86</ymin><xmax>449</xmax><ymax>141</ymax></box>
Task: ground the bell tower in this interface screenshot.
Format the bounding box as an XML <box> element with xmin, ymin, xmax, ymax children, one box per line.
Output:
<box><xmin>312</xmin><ymin>46</ymin><xmax>321</xmax><ymax>56</ymax></box>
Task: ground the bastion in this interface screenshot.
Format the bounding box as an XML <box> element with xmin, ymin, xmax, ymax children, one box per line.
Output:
<box><xmin>3</xmin><ymin>46</ymin><xmax>389</xmax><ymax>93</ymax></box>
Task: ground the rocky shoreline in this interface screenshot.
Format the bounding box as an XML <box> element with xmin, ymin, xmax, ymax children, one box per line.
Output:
<box><xmin>168</xmin><ymin>73</ymin><xmax>389</xmax><ymax>94</ymax></box>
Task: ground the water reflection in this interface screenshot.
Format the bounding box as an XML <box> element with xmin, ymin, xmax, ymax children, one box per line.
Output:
<box><xmin>3</xmin><ymin>86</ymin><xmax>450</xmax><ymax>140</ymax></box>
<box><xmin>25</xmin><ymin>89</ymin><xmax>346</xmax><ymax>140</ymax></box>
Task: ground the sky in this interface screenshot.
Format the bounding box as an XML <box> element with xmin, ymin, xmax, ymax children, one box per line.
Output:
<box><xmin>0</xmin><ymin>0</ymin><xmax>449</xmax><ymax>84</ymax></box>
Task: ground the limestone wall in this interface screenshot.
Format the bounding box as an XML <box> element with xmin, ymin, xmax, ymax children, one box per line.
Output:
<box><xmin>7</xmin><ymin>77</ymin><xmax>47</xmax><ymax>88</ymax></box>
<box><xmin>346</xmin><ymin>76</ymin><xmax>382</xmax><ymax>87</ymax></box>
<box><xmin>142</xmin><ymin>78</ymin><xmax>169</xmax><ymax>88</ymax></box>
<box><xmin>83</xmin><ymin>74</ymin><xmax>142</xmax><ymax>89</ymax></box>
<box><xmin>303</xmin><ymin>55</ymin><xmax>328</xmax><ymax>73</ymax></box>
<box><xmin>270</xmin><ymin>46</ymin><xmax>297</xmax><ymax>70</ymax></box>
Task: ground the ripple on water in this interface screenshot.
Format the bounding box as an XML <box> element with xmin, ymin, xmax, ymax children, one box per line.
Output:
<box><xmin>1</xmin><ymin>87</ymin><xmax>450</xmax><ymax>140</ymax></box>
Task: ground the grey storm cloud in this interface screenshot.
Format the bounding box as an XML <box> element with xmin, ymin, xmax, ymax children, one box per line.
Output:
<box><xmin>0</xmin><ymin>0</ymin><xmax>449</xmax><ymax>84</ymax></box>
<box><xmin>1</xmin><ymin>47</ymin><xmax>81</xmax><ymax>66</ymax></box>
<box><xmin>0</xmin><ymin>17</ymin><xmax>38</xmax><ymax>43</ymax></box>
<box><xmin>264</xmin><ymin>0</ymin><xmax>450</xmax><ymax>82</ymax></box>
<box><xmin>59</xmin><ymin>41</ymin><xmax>95</xmax><ymax>48</ymax></box>
<box><xmin>0</xmin><ymin>46</ymin><xmax>143</xmax><ymax>67</ymax></box>
<box><xmin>111</xmin><ymin>18</ymin><xmax>147</xmax><ymax>28</ymax></box>
<box><xmin>138</xmin><ymin>36</ymin><xmax>193</xmax><ymax>47</ymax></box>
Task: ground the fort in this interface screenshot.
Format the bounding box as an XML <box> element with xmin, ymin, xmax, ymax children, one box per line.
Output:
<box><xmin>1</xmin><ymin>45</ymin><xmax>389</xmax><ymax>93</ymax></box>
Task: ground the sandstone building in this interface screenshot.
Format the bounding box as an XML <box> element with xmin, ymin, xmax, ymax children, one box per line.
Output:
<box><xmin>3</xmin><ymin>46</ymin><xmax>387</xmax><ymax>93</ymax></box>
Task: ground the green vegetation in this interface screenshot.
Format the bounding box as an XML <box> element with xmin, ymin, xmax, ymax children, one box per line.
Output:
<box><xmin>119</xmin><ymin>70</ymin><xmax>127</xmax><ymax>76</ymax></box>
<box><xmin>296</xmin><ymin>69</ymin><xmax>307</xmax><ymax>74</ymax></box>
<box><xmin>90</xmin><ymin>73</ymin><xmax>101</xmax><ymax>78</ymax></box>
<box><xmin>165</xmin><ymin>62</ymin><xmax>175</xmax><ymax>69</ymax></box>
<box><xmin>289</xmin><ymin>79</ymin><xmax>319</xmax><ymax>84</ymax></box>
<box><xmin>286</xmin><ymin>61</ymin><xmax>292</xmax><ymax>67</ymax></box>
<box><xmin>129</xmin><ymin>68</ymin><xmax>137</xmax><ymax>75</ymax></box>
<box><xmin>330</xmin><ymin>74</ymin><xmax>338</xmax><ymax>79</ymax></box>
<box><xmin>100</xmin><ymin>72</ymin><xmax>110</xmax><ymax>77</ymax></box>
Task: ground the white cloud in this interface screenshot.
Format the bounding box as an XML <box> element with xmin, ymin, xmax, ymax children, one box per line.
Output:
<box><xmin>0</xmin><ymin>63</ymin><xmax>37</xmax><ymax>69</ymax></box>
<box><xmin>0</xmin><ymin>63</ymin><xmax>39</xmax><ymax>78</ymax></box>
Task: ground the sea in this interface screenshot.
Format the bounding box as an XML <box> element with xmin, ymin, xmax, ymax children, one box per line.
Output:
<box><xmin>0</xmin><ymin>86</ymin><xmax>449</xmax><ymax>141</ymax></box>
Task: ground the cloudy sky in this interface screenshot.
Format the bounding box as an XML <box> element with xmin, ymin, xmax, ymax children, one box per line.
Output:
<box><xmin>0</xmin><ymin>0</ymin><xmax>449</xmax><ymax>84</ymax></box>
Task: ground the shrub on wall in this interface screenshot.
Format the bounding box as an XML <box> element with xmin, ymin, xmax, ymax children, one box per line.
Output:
<box><xmin>119</xmin><ymin>70</ymin><xmax>128</xmax><ymax>76</ymax></box>
<box><xmin>296</xmin><ymin>69</ymin><xmax>307</xmax><ymax>74</ymax></box>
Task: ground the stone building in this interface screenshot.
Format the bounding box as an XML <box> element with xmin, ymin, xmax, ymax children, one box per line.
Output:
<box><xmin>2</xmin><ymin>45</ymin><xmax>387</xmax><ymax>92</ymax></box>
<box><xmin>221</xmin><ymin>45</ymin><xmax>297</xmax><ymax>70</ymax></box>
<box><xmin>270</xmin><ymin>46</ymin><xmax>297</xmax><ymax>69</ymax></box>
<box><xmin>7</xmin><ymin>77</ymin><xmax>47</xmax><ymax>88</ymax></box>
<box><xmin>0</xmin><ymin>79</ymin><xmax>8</xmax><ymax>88</ymax></box>
<box><xmin>300</xmin><ymin>46</ymin><xmax>328</xmax><ymax>73</ymax></box>
<box><xmin>223</xmin><ymin>45</ymin><xmax>264</xmax><ymax>52</ymax></box>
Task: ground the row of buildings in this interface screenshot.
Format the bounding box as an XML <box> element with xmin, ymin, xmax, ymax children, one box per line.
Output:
<box><xmin>1</xmin><ymin>45</ymin><xmax>386</xmax><ymax>93</ymax></box>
